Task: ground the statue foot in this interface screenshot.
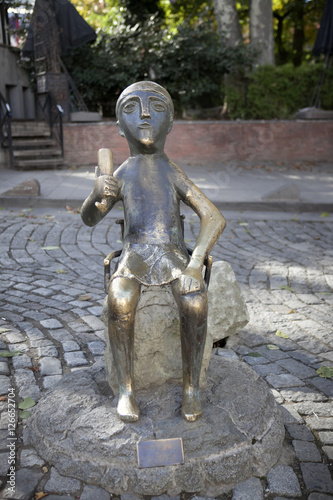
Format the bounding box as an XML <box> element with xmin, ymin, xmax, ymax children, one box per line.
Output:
<box><xmin>117</xmin><ymin>392</ymin><xmax>140</xmax><ymax>422</ymax></box>
<box><xmin>182</xmin><ymin>388</ymin><xmax>203</xmax><ymax>422</ymax></box>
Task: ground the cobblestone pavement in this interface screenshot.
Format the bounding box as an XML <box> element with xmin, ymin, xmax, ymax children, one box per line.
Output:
<box><xmin>0</xmin><ymin>206</ymin><xmax>333</xmax><ymax>500</ymax></box>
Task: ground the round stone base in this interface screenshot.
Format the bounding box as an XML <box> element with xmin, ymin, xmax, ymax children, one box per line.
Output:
<box><xmin>26</xmin><ymin>356</ymin><xmax>284</xmax><ymax>497</ymax></box>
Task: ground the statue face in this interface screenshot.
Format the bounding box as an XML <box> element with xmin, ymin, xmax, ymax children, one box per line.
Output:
<box><xmin>117</xmin><ymin>90</ymin><xmax>173</xmax><ymax>151</ymax></box>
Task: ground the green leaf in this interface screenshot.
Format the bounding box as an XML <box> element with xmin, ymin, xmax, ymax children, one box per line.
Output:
<box><xmin>0</xmin><ymin>350</ymin><xmax>22</xmax><ymax>357</ymax></box>
<box><xmin>267</xmin><ymin>344</ymin><xmax>280</xmax><ymax>350</ymax></box>
<box><xmin>320</xmin><ymin>212</ymin><xmax>330</xmax><ymax>218</ymax></box>
<box><xmin>55</xmin><ymin>269</ymin><xmax>66</xmax><ymax>274</ymax></box>
<box><xmin>316</xmin><ymin>366</ymin><xmax>333</xmax><ymax>378</ymax></box>
<box><xmin>19</xmin><ymin>410</ymin><xmax>31</xmax><ymax>419</ymax></box>
<box><xmin>246</xmin><ymin>352</ymin><xmax>262</xmax><ymax>357</ymax></box>
<box><xmin>280</xmin><ymin>285</ymin><xmax>294</xmax><ymax>292</ymax></box>
<box><xmin>0</xmin><ymin>327</ymin><xmax>11</xmax><ymax>334</ymax></box>
<box><xmin>276</xmin><ymin>330</ymin><xmax>289</xmax><ymax>339</ymax></box>
<box><xmin>41</xmin><ymin>246</ymin><xmax>60</xmax><ymax>251</ymax></box>
<box><xmin>18</xmin><ymin>397</ymin><xmax>36</xmax><ymax>410</ymax></box>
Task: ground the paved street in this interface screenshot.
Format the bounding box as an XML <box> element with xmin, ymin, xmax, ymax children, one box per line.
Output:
<box><xmin>0</xmin><ymin>205</ymin><xmax>333</xmax><ymax>499</ymax></box>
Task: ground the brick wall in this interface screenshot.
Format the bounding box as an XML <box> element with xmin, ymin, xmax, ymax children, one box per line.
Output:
<box><xmin>63</xmin><ymin>120</ymin><xmax>333</xmax><ymax>167</ymax></box>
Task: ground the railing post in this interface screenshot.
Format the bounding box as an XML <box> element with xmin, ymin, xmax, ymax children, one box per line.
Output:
<box><xmin>6</xmin><ymin>109</ymin><xmax>14</xmax><ymax>169</ymax></box>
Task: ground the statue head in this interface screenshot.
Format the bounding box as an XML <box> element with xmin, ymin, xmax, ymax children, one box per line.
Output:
<box><xmin>115</xmin><ymin>81</ymin><xmax>174</xmax><ymax>153</ymax></box>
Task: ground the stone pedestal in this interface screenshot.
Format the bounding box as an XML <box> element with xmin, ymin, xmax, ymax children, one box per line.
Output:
<box><xmin>26</xmin><ymin>356</ymin><xmax>284</xmax><ymax>497</ymax></box>
<box><xmin>103</xmin><ymin>260</ymin><xmax>249</xmax><ymax>392</ymax></box>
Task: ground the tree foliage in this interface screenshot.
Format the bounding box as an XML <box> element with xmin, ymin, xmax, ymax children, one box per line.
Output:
<box><xmin>62</xmin><ymin>13</ymin><xmax>255</xmax><ymax>117</ymax></box>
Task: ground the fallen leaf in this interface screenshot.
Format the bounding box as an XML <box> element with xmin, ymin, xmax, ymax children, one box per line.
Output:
<box><xmin>35</xmin><ymin>492</ymin><xmax>49</xmax><ymax>500</ymax></box>
<box><xmin>246</xmin><ymin>352</ymin><xmax>262</xmax><ymax>357</ymax></box>
<box><xmin>78</xmin><ymin>294</ymin><xmax>92</xmax><ymax>301</ymax></box>
<box><xmin>41</xmin><ymin>246</ymin><xmax>60</xmax><ymax>251</ymax></box>
<box><xmin>42</xmin><ymin>466</ymin><xmax>49</xmax><ymax>473</ymax></box>
<box><xmin>24</xmin><ymin>366</ymin><xmax>39</xmax><ymax>373</ymax></box>
<box><xmin>288</xmin><ymin>309</ymin><xmax>296</xmax><ymax>314</ymax></box>
<box><xmin>19</xmin><ymin>410</ymin><xmax>31</xmax><ymax>419</ymax></box>
<box><xmin>238</xmin><ymin>222</ymin><xmax>248</xmax><ymax>226</ymax></box>
<box><xmin>267</xmin><ymin>344</ymin><xmax>280</xmax><ymax>350</ymax></box>
<box><xmin>280</xmin><ymin>285</ymin><xmax>294</xmax><ymax>293</ymax></box>
<box><xmin>276</xmin><ymin>330</ymin><xmax>289</xmax><ymax>339</ymax></box>
<box><xmin>0</xmin><ymin>396</ymin><xmax>7</xmax><ymax>401</ymax></box>
<box><xmin>55</xmin><ymin>269</ymin><xmax>66</xmax><ymax>274</ymax></box>
<box><xmin>0</xmin><ymin>327</ymin><xmax>11</xmax><ymax>334</ymax></box>
<box><xmin>316</xmin><ymin>366</ymin><xmax>333</xmax><ymax>378</ymax></box>
<box><xmin>320</xmin><ymin>212</ymin><xmax>330</xmax><ymax>218</ymax></box>
<box><xmin>18</xmin><ymin>397</ymin><xmax>36</xmax><ymax>410</ymax></box>
<box><xmin>0</xmin><ymin>350</ymin><xmax>22</xmax><ymax>357</ymax></box>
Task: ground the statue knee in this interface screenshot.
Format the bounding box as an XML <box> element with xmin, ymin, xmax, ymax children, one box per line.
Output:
<box><xmin>108</xmin><ymin>278</ymin><xmax>140</xmax><ymax>319</ymax></box>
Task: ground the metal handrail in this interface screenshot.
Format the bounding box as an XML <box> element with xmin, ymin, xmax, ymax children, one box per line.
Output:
<box><xmin>36</xmin><ymin>92</ymin><xmax>64</xmax><ymax>157</ymax></box>
<box><xmin>0</xmin><ymin>92</ymin><xmax>14</xmax><ymax>169</ymax></box>
<box><xmin>60</xmin><ymin>60</ymin><xmax>89</xmax><ymax>113</ymax></box>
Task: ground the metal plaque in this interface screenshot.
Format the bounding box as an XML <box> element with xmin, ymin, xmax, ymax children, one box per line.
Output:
<box><xmin>137</xmin><ymin>438</ymin><xmax>184</xmax><ymax>468</ymax></box>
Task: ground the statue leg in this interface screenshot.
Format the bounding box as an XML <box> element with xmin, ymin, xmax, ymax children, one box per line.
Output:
<box><xmin>171</xmin><ymin>283</ymin><xmax>208</xmax><ymax>422</ymax></box>
<box><xmin>108</xmin><ymin>277</ymin><xmax>141</xmax><ymax>422</ymax></box>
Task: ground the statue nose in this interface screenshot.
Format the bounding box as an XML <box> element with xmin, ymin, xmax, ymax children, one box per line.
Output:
<box><xmin>140</xmin><ymin>104</ymin><xmax>151</xmax><ymax>118</ymax></box>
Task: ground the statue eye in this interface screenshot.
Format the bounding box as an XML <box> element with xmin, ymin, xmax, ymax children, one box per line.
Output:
<box><xmin>152</xmin><ymin>102</ymin><xmax>166</xmax><ymax>112</ymax></box>
<box><xmin>123</xmin><ymin>101</ymin><xmax>138</xmax><ymax>114</ymax></box>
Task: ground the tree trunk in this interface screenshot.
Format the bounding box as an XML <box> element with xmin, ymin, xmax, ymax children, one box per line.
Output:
<box><xmin>250</xmin><ymin>0</ymin><xmax>275</xmax><ymax>65</ymax></box>
<box><xmin>292</xmin><ymin>0</ymin><xmax>305</xmax><ymax>67</ymax></box>
<box><xmin>212</xmin><ymin>0</ymin><xmax>242</xmax><ymax>47</ymax></box>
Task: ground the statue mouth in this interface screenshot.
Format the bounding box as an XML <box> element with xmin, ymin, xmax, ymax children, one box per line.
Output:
<box><xmin>138</xmin><ymin>123</ymin><xmax>152</xmax><ymax>129</ymax></box>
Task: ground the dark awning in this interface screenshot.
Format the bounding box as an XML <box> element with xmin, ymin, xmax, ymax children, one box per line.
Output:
<box><xmin>22</xmin><ymin>0</ymin><xmax>96</xmax><ymax>58</ymax></box>
<box><xmin>313</xmin><ymin>0</ymin><xmax>333</xmax><ymax>56</ymax></box>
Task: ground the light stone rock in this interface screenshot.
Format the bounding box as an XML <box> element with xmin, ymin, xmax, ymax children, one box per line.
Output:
<box><xmin>27</xmin><ymin>357</ymin><xmax>284</xmax><ymax>497</ymax></box>
<box><xmin>103</xmin><ymin>260</ymin><xmax>249</xmax><ymax>391</ymax></box>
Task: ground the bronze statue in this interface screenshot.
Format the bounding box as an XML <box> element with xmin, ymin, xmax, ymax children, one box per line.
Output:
<box><xmin>81</xmin><ymin>81</ymin><xmax>226</xmax><ymax>423</ymax></box>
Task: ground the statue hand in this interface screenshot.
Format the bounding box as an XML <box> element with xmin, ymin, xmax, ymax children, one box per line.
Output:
<box><xmin>178</xmin><ymin>267</ymin><xmax>203</xmax><ymax>295</ymax></box>
<box><xmin>94</xmin><ymin>166</ymin><xmax>119</xmax><ymax>200</ymax></box>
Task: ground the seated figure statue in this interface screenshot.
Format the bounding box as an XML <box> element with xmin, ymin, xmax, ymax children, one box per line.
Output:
<box><xmin>81</xmin><ymin>81</ymin><xmax>226</xmax><ymax>423</ymax></box>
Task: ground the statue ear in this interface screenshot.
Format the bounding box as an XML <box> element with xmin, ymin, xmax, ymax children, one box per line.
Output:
<box><xmin>167</xmin><ymin>119</ymin><xmax>173</xmax><ymax>135</ymax></box>
<box><xmin>117</xmin><ymin>121</ymin><xmax>125</xmax><ymax>137</ymax></box>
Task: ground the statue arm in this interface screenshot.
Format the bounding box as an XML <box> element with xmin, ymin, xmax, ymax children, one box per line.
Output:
<box><xmin>81</xmin><ymin>167</ymin><xmax>121</xmax><ymax>227</ymax></box>
<box><xmin>175</xmin><ymin>167</ymin><xmax>226</xmax><ymax>293</ymax></box>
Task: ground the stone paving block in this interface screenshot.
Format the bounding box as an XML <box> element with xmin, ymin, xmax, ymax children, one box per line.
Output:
<box><xmin>216</xmin><ymin>348</ymin><xmax>239</xmax><ymax>360</ymax></box>
<box><xmin>2</xmin><ymin>468</ymin><xmax>43</xmax><ymax>499</ymax></box>
<box><xmin>44</xmin><ymin>467</ymin><xmax>81</xmax><ymax>494</ymax></box>
<box><xmin>318</xmin><ymin>431</ymin><xmax>333</xmax><ymax>444</ymax></box>
<box><xmin>151</xmin><ymin>495</ymin><xmax>180</xmax><ymax>500</ymax></box>
<box><xmin>37</xmin><ymin>345</ymin><xmax>58</xmax><ymax>357</ymax></box>
<box><xmin>64</xmin><ymin>351</ymin><xmax>89</xmax><ymax>367</ymax></box>
<box><xmin>42</xmin><ymin>375</ymin><xmax>63</xmax><ymax>389</ymax></box>
<box><xmin>280</xmin><ymin>387</ymin><xmax>327</xmax><ymax>403</ymax></box>
<box><xmin>12</xmin><ymin>353</ymin><xmax>32</xmax><ymax>369</ymax></box>
<box><xmin>231</xmin><ymin>478</ymin><xmax>263</xmax><ymax>499</ymax></box>
<box><xmin>285</xmin><ymin>423</ymin><xmax>315</xmax><ymax>441</ymax></box>
<box><xmin>3</xmin><ymin>331</ymin><xmax>26</xmax><ymax>343</ymax></box>
<box><xmin>20</xmin><ymin>448</ymin><xmax>45</xmax><ymax>467</ymax></box>
<box><xmin>300</xmin><ymin>462</ymin><xmax>333</xmax><ymax>493</ymax></box>
<box><xmin>252</xmin><ymin>362</ymin><xmax>285</xmax><ymax>377</ymax></box>
<box><xmin>81</xmin><ymin>314</ymin><xmax>105</xmax><ymax>331</ymax></box>
<box><xmin>0</xmin><ymin>375</ymin><xmax>11</xmax><ymax>395</ymax></box>
<box><xmin>308</xmin><ymin>494</ymin><xmax>333</xmax><ymax>500</ymax></box>
<box><xmin>87</xmin><ymin>341</ymin><xmax>105</xmax><ymax>355</ymax></box>
<box><xmin>266</xmin><ymin>373</ymin><xmax>305</xmax><ymax>389</ymax></box>
<box><xmin>80</xmin><ymin>484</ymin><xmax>111</xmax><ymax>500</ymax></box>
<box><xmin>281</xmin><ymin>404</ymin><xmax>304</xmax><ymax>424</ymax></box>
<box><xmin>9</xmin><ymin>342</ymin><xmax>29</xmax><ymax>353</ymax></box>
<box><xmin>322</xmin><ymin>445</ymin><xmax>333</xmax><ymax>460</ymax></box>
<box><xmin>276</xmin><ymin>358</ymin><xmax>318</xmax><ymax>379</ymax></box>
<box><xmin>266</xmin><ymin>465</ymin><xmax>301</xmax><ymax>497</ymax></box>
<box><xmin>292</xmin><ymin>439</ymin><xmax>321</xmax><ymax>462</ymax></box>
<box><xmin>0</xmin><ymin>451</ymin><xmax>10</xmax><ymax>475</ymax></box>
<box><xmin>39</xmin><ymin>357</ymin><xmax>62</xmax><ymax>376</ymax></box>
<box><xmin>309</xmin><ymin>377</ymin><xmax>333</xmax><ymax>398</ymax></box>
<box><xmin>62</xmin><ymin>340</ymin><xmax>80</xmax><ymax>351</ymax></box>
<box><xmin>49</xmin><ymin>329</ymin><xmax>75</xmax><ymax>342</ymax></box>
<box><xmin>40</xmin><ymin>318</ymin><xmax>63</xmax><ymax>329</ymax></box>
<box><xmin>293</xmin><ymin>402</ymin><xmax>333</xmax><ymax>417</ymax></box>
<box><xmin>255</xmin><ymin>345</ymin><xmax>290</xmax><ymax>361</ymax></box>
<box><xmin>243</xmin><ymin>354</ymin><xmax>270</xmax><ymax>366</ymax></box>
<box><xmin>0</xmin><ymin>361</ymin><xmax>9</xmax><ymax>375</ymax></box>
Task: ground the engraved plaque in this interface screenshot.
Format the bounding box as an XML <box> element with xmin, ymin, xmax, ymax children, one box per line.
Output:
<box><xmin>137</xmin><ymin>438</ymin><xmax>184</xmax><ymax>468</ymax></box>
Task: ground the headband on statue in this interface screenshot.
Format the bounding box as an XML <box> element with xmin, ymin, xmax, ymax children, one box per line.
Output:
<box><xmin>116</xmin><ymin>81</ymin><xmax>174</xmax><ymax>119</ymax></box>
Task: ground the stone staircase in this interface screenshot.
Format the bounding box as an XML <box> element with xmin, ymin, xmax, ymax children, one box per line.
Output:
<box><xmin>11</xmin><ymin>121</ymin><xmax>65</xmax><ymax>170</ymax></box>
